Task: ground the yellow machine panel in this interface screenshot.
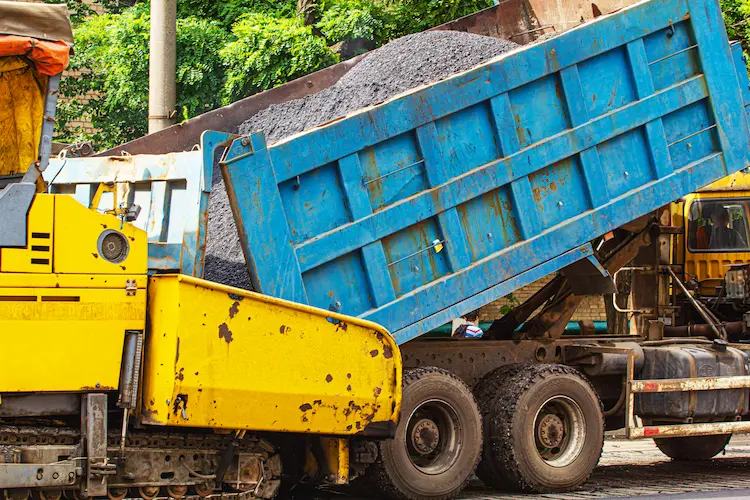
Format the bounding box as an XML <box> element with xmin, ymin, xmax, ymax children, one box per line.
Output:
<box><xmin>0</xmin><ymin>280</ymin><xmax>146</xmax><ymax>392</ymax></box>
<box><xmin>142</xmin><ymin>275</ymin><xmax>401</xmax><ymax>435</ymax></box>
<box><xmin>0</xmin><ymin>194</ymin><xmax>54</xmax><ymax>273</ymax></box>
<box><xmin>54</xmin><ymin>195</ymin><xmax>147</xmax><ymax>275</ymax></box>
<box><xmin>0</xmin><ymin>193</ymin><xmax>149</xmax><ymax>393</ymax></box>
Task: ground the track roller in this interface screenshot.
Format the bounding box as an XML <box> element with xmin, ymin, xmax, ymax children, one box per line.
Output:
<box><xmin>106</xmin><ymin>488</ymin><xmax>128</xmax><ymax>500</ymax></box>
<box><xmin>4</xmin><ymin>490</ymin><xmax>29</xmax><ymax>500</ymax></box>
<box><xmin>38</xmin><ymin>491</ymin><xmax>62</xmax><ymax>500</ymax></box>
<box><xmin>166</xmin><ymin>486</ymin><xmax>188</xmax><ymax>499</ymax></box>
<box><xmin>138</xmin><ymin>486</ymin><xmax>160</xmax><ymax>500</ymax></box>
<box><xmin>364</xmin><ymin>367</ymin><xmax>482</xmax><ymax>500</ymax></box>
<box><xmin>475</xmin><ymin>364</ymin><xmax>603</xmax><ymax>493</ymax></box>
<box><xmin>194</xmin><ymin>483</ymin><xmax>213</xmax><ymax>498</ymax></box>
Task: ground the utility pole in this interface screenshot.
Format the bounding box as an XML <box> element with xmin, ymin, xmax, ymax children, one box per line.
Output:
<box><xmin>148</xmin><ymin>0</ymin><xmax>176</xmax><ymax>134</ymax></box>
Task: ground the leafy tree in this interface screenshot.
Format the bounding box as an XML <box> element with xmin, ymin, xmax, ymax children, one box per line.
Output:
<box><xmin>389</xmin><ymin>0</ymin><xmax>494</xmax><ymax>34</ymax></box>
<box><xmin>57</xmin><ymin>5</ymin><xmax>227</xmax><ymax>147</ymax></box>
<box><xmin>721</xmin><ymin>0</ymin><xmax>750</xmax><ymax>69</ymax></box>
<box><xmin>317</xmin><ymin>0</ymin><xmax>396</xmax><ymax>45</ymax></box>
<box><xmin>176</xmin><ymin>0</ymin><xmax>297</xmax><ymax>25</ymax></box>
<box><xmin>220</xmin><ymin>13</ymin><xmax>339</xmax><ymax>103</ymax></box>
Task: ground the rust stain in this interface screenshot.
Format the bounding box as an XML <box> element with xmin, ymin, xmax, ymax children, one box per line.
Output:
<box><xmin>373</xmin><ymin>387</ymin><xmax>382</xmax><ymax>397</ymax></box>
<box><xmin>336</xmin><ymin>322</ymin><xmax>348</xmax><ymax>332</ymax></box>
<box><xmin>299</xmin><ymin>403</ymin><xmax>313</xmax><ymax>412</ymax></box>
<box><xmin>370</xmin><ymin>349</ymin><xmax>379</xmax><ymax>357</ymax></box>
<box><xmin>531</xmin><ymin>186</ymin><xmax>542</xmax><ymax>203</ymax></box>
<box><xmin>383</xmin><ymin>345</ymin><xmax>393</xmax><ymax>359</ymax></box>
<box><xmin>347</xmin><ymin>385</ymin><xmax>352</xmax><ymax>391</ymax></box>
<box><xmin>218</xmin><ymin>323</ymin><xmax>233</xmax><ymax>343</ymax></box>
<box><xmin>279</xmin><ymin>325</ymin><xmax>291</xmax><ymax>334</ymax></box>
<box><xmin>228</xmin><ymin>301</ymin><xmax>240</xmax><ymax>319</ymax></box>
<box><xmin>80</xmin><ymin>385</ymin><xmax>116</xmax><ymax>391</ymax></box>
<box><xmin>176</xmin><ymin>368</ymin><xmax>185</xmax><ymax>381</ymax></box>
<box><xmin>326</xmin><ymin>374</ymin><xmax>333</xmax><ymax>383</ymax></box>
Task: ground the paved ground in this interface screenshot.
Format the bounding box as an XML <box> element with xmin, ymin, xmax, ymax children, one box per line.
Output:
<box><xmin>308</xmin><ymin>435</ymin><xmax>750</xmax><ymax>499</ymax></box>
<box><xmin>456</xmin><ymin>435</ymin><xmax>750</xmax><ymax>499</ymax></box>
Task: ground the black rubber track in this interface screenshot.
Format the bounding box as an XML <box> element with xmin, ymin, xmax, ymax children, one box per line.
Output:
<box><xmin>479</xmin><ymin>364</ymin><xmax>604</xmax><ymax>493</ymax></box>
<box><xmin>654</xmin><ymin>434</ymin><xmax>731</xmax><ymax>461</ymax></box>
<box><xmin>363</xmin><ymin>366</ymin><xmax>482</xmax><ymax>500</ymax></box>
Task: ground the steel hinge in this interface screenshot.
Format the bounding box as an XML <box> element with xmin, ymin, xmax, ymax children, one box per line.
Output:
<box><xmin>125</xmin><ymin>279</ymin><xmax>137</xmax><ymax>296</ymax></box>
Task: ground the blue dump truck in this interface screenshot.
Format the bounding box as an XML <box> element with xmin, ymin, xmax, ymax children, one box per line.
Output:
<box><xmin>29</xmin><ymin>0</ymin><xmax>750</xmax><ymax>497</ymax></box>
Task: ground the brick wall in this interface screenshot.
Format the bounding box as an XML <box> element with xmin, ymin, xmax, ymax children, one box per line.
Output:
<box><xmin>478</xmin><ymin>273</ymin><xmax>608</xmax><ymax>322</ymax></box>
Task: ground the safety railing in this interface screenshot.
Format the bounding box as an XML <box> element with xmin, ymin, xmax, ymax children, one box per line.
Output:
<box><xmin>622</xmin><ymin>346</ymin><xmax>750</xmax><ymax>439</ymax></box>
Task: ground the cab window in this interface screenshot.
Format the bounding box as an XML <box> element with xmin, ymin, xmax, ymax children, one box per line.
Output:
<box><xmin>687</xmin><ymin>199</ymin><xmax>750</xmax><ymax>252</ymax></box>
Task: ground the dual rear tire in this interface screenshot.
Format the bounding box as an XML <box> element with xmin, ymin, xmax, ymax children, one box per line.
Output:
<box><xmin>365</xmin><ymin>364</ymin><xmax>604</xmax><ymax>498</ymax></box>
<box><xmin>475</xmin><ymin>364</ymin><xmax>604</xmax><ymax>493</ymax></box>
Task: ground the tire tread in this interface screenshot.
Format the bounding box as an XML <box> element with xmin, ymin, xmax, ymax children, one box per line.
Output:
<box><xmin>364</xmin><ymin>366</ymin><xmax>482</xmax><ymax>500</ymax></box>
<box><xmin>485</xmin><ymin>364</ymin><xmax>604</xmax><ymax>493</ymax></box>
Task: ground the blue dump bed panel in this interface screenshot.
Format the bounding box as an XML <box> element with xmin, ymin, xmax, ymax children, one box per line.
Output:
<box><xmin>218</xmin><ymin>0</ymin><xmax>750</xmax><ymax>344</ymax></box>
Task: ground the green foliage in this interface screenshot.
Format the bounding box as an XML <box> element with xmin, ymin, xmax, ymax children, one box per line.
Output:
<box><xmin>220</xmin><ymin>13</ymin><xmax>339</xmax><ymax>103</ymax></box>
<box><xmin>499</xmin><ymin>293</ymin><xmax>521</xmax><ymax>316</ymax></box>
<box><xmin>42</xmin><ymin>0</ymin><xmax>140</xmax><ymax>26</ymax></box>
<box><xmin>388</xmin><ymin>0</ymin><xmax>495</xmax><ymax>34</ymax></box>
<box><xmin>176</xmin><ymin>0</ymin><xmax>297</xmax><ymax>26</ymax></box>
<box><xmin>57</xmin><ymin>5</ymin><xmax>227</xmax><ymax>147</ymax></box>
<box><xmin>317</xmin><ymin>0</ymin><xmax>395</xmax><ymax>45</ymax></box>
<box><xmin>721</xmin><ymin>0</ymin><xmax>750</xmax><ymax>69</ymax></box>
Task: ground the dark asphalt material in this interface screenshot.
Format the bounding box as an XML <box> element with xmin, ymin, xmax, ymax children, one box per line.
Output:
<box><xmin>204</xmin><ymin>31</ymin><xmax>518</xmax><ymax>289</ymax></box>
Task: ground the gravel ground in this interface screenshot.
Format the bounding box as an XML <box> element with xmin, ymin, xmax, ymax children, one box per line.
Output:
<box><xmin>204</xmin><ymin>31</ymin><xmax>518</xmax><ymax>289</ymax></box>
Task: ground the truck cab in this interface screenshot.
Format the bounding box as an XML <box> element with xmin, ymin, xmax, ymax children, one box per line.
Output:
<box><xmin>672</xmin><ymin>169</ymin><xmax>750</xmax><ymax>332</ymax></box>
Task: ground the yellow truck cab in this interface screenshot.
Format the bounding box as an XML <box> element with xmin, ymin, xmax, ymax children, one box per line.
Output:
<box><xmin>672</xmin><ymin>169</ymin><xmax>750</xmax><ymax>332</ymax></box>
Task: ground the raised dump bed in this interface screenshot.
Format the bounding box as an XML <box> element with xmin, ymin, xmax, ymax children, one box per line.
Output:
<box><xmin>215</xmin><ymin>0</ymin><xmax>750</xmax><ymax>343</ymax></box>
<box><xmin>47</xmin><ymin>0</ymin><xmax>750</xmax><ymax>346</ymax></box>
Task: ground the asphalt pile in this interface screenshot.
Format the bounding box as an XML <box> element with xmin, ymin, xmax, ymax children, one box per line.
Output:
<box><xmin>204</xmin><ymin>30</ymin><xmax>519</xmax><ymax>290</ymax></box>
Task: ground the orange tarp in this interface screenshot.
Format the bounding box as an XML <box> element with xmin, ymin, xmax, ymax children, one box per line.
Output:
<box><xmin>0</xmin><ymin>35</ymin><xmax>70</xmax><ymax>76</ymax></box>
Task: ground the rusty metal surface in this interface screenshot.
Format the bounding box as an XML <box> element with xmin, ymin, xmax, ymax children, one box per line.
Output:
<box><xmin>664</xmin><ymin>321</ymin><xmax>745</xmax><ymax>337</ymax></box>
<box><xmin>82</xmin><ymin>394</ymin><xmax>108</xmax><ymax>497</ymax></box>
<box><xmin>0</xmin><ymin>394</ymin><xmax>79</xmax><ymax>418</ymax></box>
<box><xmin>630</xmin><ymin>375</ymin><xmax>750</xmax><ymax>393</ymax></box>
<box><xmin>629</xmin><ymin>421</ymin><xmax>750</xmax><ymax>439</ymax></box>
<box><xmin>0</xmin><ymin>463</ymin><xmax>78</xmax><ymax>488</ymax></box>
<box><xmin>401</xmin><ymin>337</ymin><xmax>640</xmax><ymax>388</ymax></box>
<box><xmin>0</xmin><ymin>426</ymin><xmax>281</xmax><ymax>498</ymax></box>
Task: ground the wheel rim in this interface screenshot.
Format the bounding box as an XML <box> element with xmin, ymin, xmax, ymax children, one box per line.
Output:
<box><xmin>533</xmin><ymin>395</ymin><xmax>586</xmax><ymax>468</ymax></box>
<box><xmin>404</xmin><ymin>399</ymin><xmax>461</xmax><ymax>475</ymax></box>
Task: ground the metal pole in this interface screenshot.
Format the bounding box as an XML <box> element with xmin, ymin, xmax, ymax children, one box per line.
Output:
<box><xmin>148</xmin><ymin>0</ymin><xmax>177</xmax><ymax>134</ymax></box>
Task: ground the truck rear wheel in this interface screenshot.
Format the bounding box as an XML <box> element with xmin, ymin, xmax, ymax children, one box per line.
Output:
<box><xmin>654</xmin><ymin>434</ymin><xmax>731</xmax><ymax>460</ymax></box>
<box><xmin>365</xmin><ymin>367</ymin><xmax>482</xmax><ymax>500</ymax></box>
<box><xmin>476</xmin><ymin>364</ymin><xmax>603</xmax><ymax>493</ymax></box>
